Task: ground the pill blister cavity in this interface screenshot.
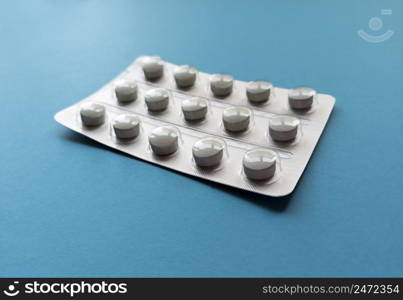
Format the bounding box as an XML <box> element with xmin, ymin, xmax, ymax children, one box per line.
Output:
<box><xmin>115</xmin><ymin>80</ymin><xmax>138</xmax><ymax>104</ymax></box>
<box><xmin>222</xmin><ymin>106</ymin><xmax>251</xmax><ymax>133</ymax></box>
<box><xmin>243</xmin><ymin>149</ymin><xmax>277</xmax><ymax>181</ymax></box>
<box><xmin>80</xmin><ymin>102</ymin><xmax>105</xmax><ymax>127</ymax></box>
<box><xmin>269</xmin><ymin>115</ymin><xmax>300</xmax><ymax>142</ymax></box>
<box><xmin>181</xmin><ymin>97</ymin><xmax>208</xmax><ymax>122</ymax></box>
<box><xmin>141</xmin><ymin>56</ymin><xmax>164</xmax><ymax>81</ymax></box>
<box><xmin>210</xmin><ymin>74</ymin><xmax>233</xmax><ymax>97</ymax></box>
<box><xmin>246</xmin><ymin>81</ymin><xmax>272</xmax><ymax>104</ymax></box>
<box><xmin>149</xmin><ymin>126</ymin><xmax>179</xmax><ymax>155</ymax></box>
<box><xmin>174</xmin><ymin>65</ymin><xmax>197</xmax><ymax>89</ymax></box>
<box><xmin>145</xmin><ymin>88</ymin><xmax>169</xmax><ymax>112</ymax></box>
<box><xmin>112</xmin><ymin>114</ymin><xmax>140</xmax><ymax>140</ymax></box>
<box><xmin>288</xmin><ymin>87</ymin><xmax>316</xmax><ymax>110</ymax></box>
<box><xmin>192</xmin><ymin>137</ymin><xmax>225</xmax><ymax>168</ymax></box>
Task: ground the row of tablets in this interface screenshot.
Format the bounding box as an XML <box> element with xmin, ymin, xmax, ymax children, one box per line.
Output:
<box><xmin>80</xmin><ymin>102</ymin><xmax>301</xmax><ymax>143</ymax></box>
<box><xmin>139</xmin><ymin>56</ymin><xmax>316</xmax><ymax>110</ymax></box>
<box><xmin>79</xmin><ymin>103</ymin><xmax>278</xmax><ymax>181</ymax></box>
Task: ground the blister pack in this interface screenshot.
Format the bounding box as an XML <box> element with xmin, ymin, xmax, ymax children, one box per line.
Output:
<box><xmin>55</xmin><ymin>56</ymin><xmax>335</xmax><ymax>197</ymax></box>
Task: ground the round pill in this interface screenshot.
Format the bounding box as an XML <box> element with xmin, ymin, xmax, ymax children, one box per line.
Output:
<box><xmin>149</xmin><ymin>126</ymin><xmax>179</xmax><ymax>156</ymax></box>
<box><xmin>80</xmin><ymin>102</ymin><xmax>105</xmax><ymax>126</ymax></box>
<box><xmin>141</xmin><ymin>56</ymin><xmax>164</xmax><ymax>81</ymax></box>
<box><xmin>269</xmin><ymin>115</ymin><xmax>300</xmax><ymax>142</ymax></box>
<box><xmin>243</xmin><ymin>149</ymin><xmax>277</xmax><ymax>181</ymax></box>
<box><xmin>144</xmin><ymin>88</ymin><xmax>169</xmax><ymax>112</ymax></box>
<box><xmin>112</xmin><ymin>114</ymin><xmax>140</xmax><ymax>140</ymax></box>
<box><xmin>210</xmin><ymin>74</ymin><xmax>233</xmax><ymax>97</ymax></box>
<box><xmin>222</xmin><ymin>106</ymin><xmax>251</xmax><ymax>132</ymax></box>
<box><xmin>288</xmin><ymin>87</ymin><xmax>316</xmax><ymax>110</ymax></box>
<box><xmin>246</xmin><ymin>81</ymin><xmax>273</xmax><ymax>104</ymax></box>
<box><xmin>181</xmin><ymin>97</ymin><xmax>208</xmax><ymax>121</ymax></box>
<box><xmin>192</xmin><ymin>138</ymin><xmax>225</xmax><ymax>168</ymax></box>
<box><xmin>115</xmin><ymin>81</ymin><xmax>137</xmax><ymax>103</ymax></box>
<box><xmin>174</xmin><ymin>65</ymin><xmax>197</xmax><ymax>88</ymax></box>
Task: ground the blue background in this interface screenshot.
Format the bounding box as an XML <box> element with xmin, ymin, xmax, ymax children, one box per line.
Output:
<box><xmin>1</xmin><ymin>0</ymin><xmax>402</xmax><ymax>277</ymax></box>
